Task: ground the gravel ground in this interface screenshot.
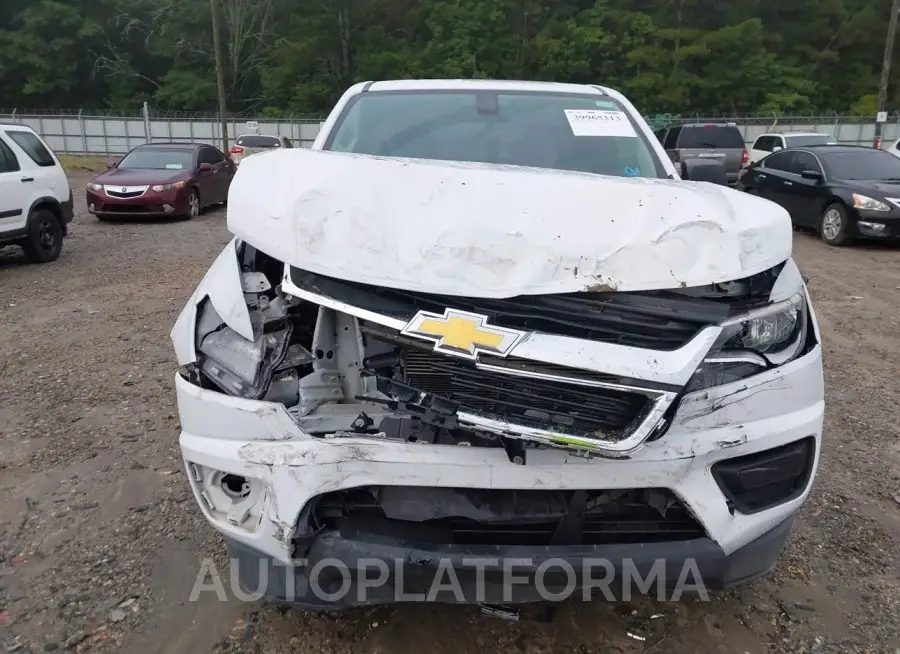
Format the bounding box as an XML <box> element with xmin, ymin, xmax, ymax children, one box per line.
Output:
<box><xmin>0</xmin><ymin>172</ymin><xmax>898</xmax><ymax>654</ymax></box>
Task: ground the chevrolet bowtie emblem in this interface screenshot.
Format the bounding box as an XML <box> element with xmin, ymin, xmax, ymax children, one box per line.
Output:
<box><xmin>401</xmin><ymin>309</ymin><xmax>526</xmax><ymax>360</ymax></box>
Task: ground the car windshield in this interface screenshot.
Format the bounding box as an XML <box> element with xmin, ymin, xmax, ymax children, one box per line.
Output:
<box><xmin>677</xmin><ymin>126</ymin><xmax>745</xmax><ymax>149</ymax></box>
<box><xmin>324</xmin><ymin>90</ymin><xmax>666</xmax><ymax>178</ymax></box>
<box><xmin>785</xmin><ymin>134</ymin><xmax>836</xmax><ymax>147</ymax></box>
<box><xmin>117</xmin><ymin>148</ymin><xmax>194</xmax><ymax>170</ymax></box>
<box><xmin>821</xmin><ymin>150</ymin><xmax>900</xmax><ymax>180</ymax></box>
<box><xmin>236</xmin><ymin>135</ymin><xmax>281</xmax><ymax>148</ymax></box>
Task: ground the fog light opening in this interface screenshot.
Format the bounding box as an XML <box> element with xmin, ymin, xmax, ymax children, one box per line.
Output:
<box><xmin>163</xmin><ymin>204</ymin><xmax>175</xmax><ymax>213</ymax></box>
<box><xmin>221</xmin><ymin>474</ymin><xmax>251</xmax><ymax>499</ymax></box>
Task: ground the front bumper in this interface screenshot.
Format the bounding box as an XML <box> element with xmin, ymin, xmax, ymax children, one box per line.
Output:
<box><xmin>226</xmin><ymin>515</ymin><xmax>795</xmax><ymax>607</ymax></box>
<box><xmin>852</xmin><ymin>209</ymin><xmax>900</xmax><ymax>238</ymax></box>
<box><xmin>85</xmin><ymin>188</ymin><xmax>189</xmax><ymax>217</ymax></box>
<box><xmin>176</xmin><ymin>341</ymin><xmax>824</xmax><ymax>604</ymax></box>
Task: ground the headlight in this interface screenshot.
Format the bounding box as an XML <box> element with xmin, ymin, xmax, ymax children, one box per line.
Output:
<box><xmin>687</xmin><ymin>291</ymin><xmax>808</xmax><ymax>392</ymax></box>
<box><xmin>852</xmin><ymin>193</ymin><xmax>890</xmax><ymax>212</ymax></box>
<box><xmin>194</xmin><ymin>297</ymin><xmax>293</xmax><ymax>399</ymax></box>
<box><xmin>151</xmin><ymin>181</ymin><xmax>185</xmax><ymax>192</ymax></box>
<box><xmin>87</xmin><ymin>183</ymin><xmax>103</xmax><ymax>191</ymax></box>
<box><xmin>198</xmin><ymin>324</ymin><xmax>292</xmax><ymax>398</ymax></box>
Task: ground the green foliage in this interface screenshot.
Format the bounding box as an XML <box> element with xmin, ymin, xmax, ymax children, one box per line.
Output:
<box><xmin>851</xmin><ymin>94</ymin><xmax>879</xmax><ymax>116</ymax></box>
<box><xmin>1</xmin><ymin>0</ymin><xmax>899</xmax><ymax>115</ymax></box>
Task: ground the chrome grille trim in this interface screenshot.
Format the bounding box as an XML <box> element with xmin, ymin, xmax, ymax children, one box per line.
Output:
<box><xmin>280</xmin><ymin>268</ymin><xmax>716</xmax><ymax>456</ymax></box>
<box><xmin>282</xmin><ymin>270</ymin><xmax>720</xmax><ymax>387</ymax></box>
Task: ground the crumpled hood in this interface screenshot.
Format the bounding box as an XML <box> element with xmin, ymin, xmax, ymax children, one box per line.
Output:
<box><xmin>227</xmin><ymin>149</ymin><xmax>792</xmax><ymax>297</ymax></box>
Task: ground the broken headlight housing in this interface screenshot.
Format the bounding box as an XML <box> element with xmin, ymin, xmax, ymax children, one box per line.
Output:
<box><xmin>194</xmin><ymin>297</ymin><xmax>294</xmax><ymax>400</ymax></box>
<box><xmin>686</xmin><ymin>291</ymin><xmax>808</xmax><ymax>392</ymax></box>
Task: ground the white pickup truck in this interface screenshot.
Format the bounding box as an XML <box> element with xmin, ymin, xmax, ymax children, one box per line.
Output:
<box><xmin>171</xmin><ymin>79</ymin><xmax>824</xmax><ymax>608</ymax></box>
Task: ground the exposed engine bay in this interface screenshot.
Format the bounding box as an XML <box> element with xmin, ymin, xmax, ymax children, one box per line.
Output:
<box><xmin>183</xmin><ymin>243</ymin><xmax>798</xmax><ymax>461</ymax></box>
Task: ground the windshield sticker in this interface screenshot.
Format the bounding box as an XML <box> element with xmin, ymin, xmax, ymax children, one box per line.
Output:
<box><xmin>165</xmin><ymin>164</ymin><xmax>184</xmax><ymax>169</ymax></box>
<box><xmin>624</xmin><ymin>166</ymin><xmax>640</xmax><ymax>177</ymax></box>
<box><xmin>594</xmin><ymin>101</ymin><xmax>619</xmax><ymax>109</ymax></box>
<box><xmin>565</xmin><ymin>110</ymin><xmax>637</xmax><ymax>138</ymax></box>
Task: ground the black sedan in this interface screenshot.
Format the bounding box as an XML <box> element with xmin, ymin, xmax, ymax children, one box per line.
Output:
<box><xmin>737</xmin><ymin>144</ymin><xmax>900</xmax><ymax>245</ymax></box>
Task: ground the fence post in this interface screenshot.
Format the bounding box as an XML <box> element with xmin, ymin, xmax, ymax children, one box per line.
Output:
<box><xmin>78</xmin><ymin>109</ymin><xmax>88</xmax><ymax>162</ymax></box>
<box><xmin>11</xmin><ymin>108</ymin><xmax>16</xmax><ymax>123</ymax></box>
<box><xmin>101</xmin><ymin>116</ymin><xmax>109</xmax><ymax>155</ymax></box>
<box><xmin>143</xmin><ymin>102</ymin><xmax>151</xmax><ymax>144</ymax></box>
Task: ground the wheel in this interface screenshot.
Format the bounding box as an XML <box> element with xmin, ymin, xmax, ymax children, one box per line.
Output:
<box><xmin>21</xmin><ymin>209</ymin><xmax>63</xmax><ymax>263</ymax></box>
<box><xmin>185</xmin><ymin>188</ymin><xmax>201</xmax><ymax>219</ymax></box>
<box><xmin>819</xmin><ymin>202</ymin><xmax>851</xmax><ymax>246</ymax></box>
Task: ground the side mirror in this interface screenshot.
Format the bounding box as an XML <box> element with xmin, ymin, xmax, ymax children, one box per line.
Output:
<box><xmin>105</xmin><ymin>157</ymin><xmax>120</xmax><ymax>169</ymax></box>
<box><xmin>801</xmin><ymin>169</ymin><xmax>822</xmax><ymax>182</ymax></box>
<box><xmin>772</xmin><ymin>145</ymin><xmax>783</xmax><ymax>152</ymax></box>
<box><xmin>681</xmin><ymin>159</ymin><xmax>728</xmax><ymax>186</ymax></box>
<box><xmin>199</xmin><ymin>162</ymin><xmax>213</xmax><ymax>171</ymax></box>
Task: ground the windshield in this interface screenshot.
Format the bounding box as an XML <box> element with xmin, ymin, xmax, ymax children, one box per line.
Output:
<box><xmin>324</xmin><ymin>90</ymin><xmax>666</xmax><ymax>178</ymax></box>
<box><xmin>821</xmin><ymin>150</ymin><xmax>900</xmax><ymax>180</ymax></box>
<box><xmin>676</xmin><ymin>126</ymin><xmax>745</xmax><ymax>149</ymax></box>
<box><xmin>236</xmin><ymin>135</ymin><xmax>281</xmax><ymax>148</ymax></box>
<box><xmin>117</xmin><ymin>148</ymin><xmax>194</xmax><ymax>170</ymax></box>
<box><xmin>785</xmin><ymin>134</ymin><xmax>836</xmax><ymax>147</ymax></box>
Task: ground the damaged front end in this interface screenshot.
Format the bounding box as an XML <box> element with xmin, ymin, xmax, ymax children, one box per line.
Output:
<box><xmin>172</xmin><ymin>238</ymin><xmax>823</xmax><ymax>605</ymax></box>
<box><xmin>176</xmin><ymin>239</ymin><xmax>812</xmax><ymax>461</ymax></box>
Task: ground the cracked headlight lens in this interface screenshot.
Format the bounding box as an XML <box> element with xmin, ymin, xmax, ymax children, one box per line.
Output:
<box><xmin>687</xmin><ymin>291</ymin><xmax>808</xmax><ymax>392</ymax></box>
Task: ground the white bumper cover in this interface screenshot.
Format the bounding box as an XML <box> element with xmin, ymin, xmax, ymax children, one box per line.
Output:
<box><xmin>176</xmin><ymin>343</ymin><xmax>824</xmax><ymax>565</ymax></box>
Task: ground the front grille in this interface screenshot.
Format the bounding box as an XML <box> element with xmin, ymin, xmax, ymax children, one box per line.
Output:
<box><xmin>106</xmin><ymin>190</ymin><xmax>144</xmax><ymax>199</ymax></box>
<box><xmin>311</xmin><ymin>487</ymin><xmax>705</xmax><ymax>546</ymax></box>
<box><xmin>291</xmin><ymin>268</ymin><xmax>730</xmax><ymax>350</ymax></box>
<box><xmin>367</xmin><ymin>331</ymin><xmax>649</xmax><ymax>435</ymax></box>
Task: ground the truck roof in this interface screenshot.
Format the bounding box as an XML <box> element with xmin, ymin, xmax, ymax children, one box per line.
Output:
<box><xmin>362</xmin><ymin>79</ymin><xmax>608</xmax><ymax>96</ymax></box>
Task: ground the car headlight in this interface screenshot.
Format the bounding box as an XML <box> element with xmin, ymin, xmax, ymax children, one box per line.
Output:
<box><xmin>87</xmin><ymin>183</ymin><xmax>103</xmax><ymax>191</ymax></box>
<box><xmin>686</xmin><ymin>291</ymin><xmax>808</xmax><ymax>392</ymax></box>
<box><xmin>151</xmin><ymin>181</ymin><xmax>185</xmax><ymax>192</ymax></box>
<box><xmin>194</xmin><ymin>297</ymin><xmax>293</xmax><ymax>399</ymax></box>
<box><xmin>852</xmin><ymin>193</ymin><xmax>890</xmax><ymax>211</ymax></box>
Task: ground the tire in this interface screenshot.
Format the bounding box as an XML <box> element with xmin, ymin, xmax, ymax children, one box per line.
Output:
<box><xmin>22</xmin><ymin>209</ymin><xmax>63</xmax><ymax>263</ymax></box>
<box><xmin>819</xmin><ymin>202</ymin><xmax>852</xmax><ymax>246</ymax></box>
<box><xmin>184</xmin><ymin>188</ymin><xmax>201</xmax><ymax>220</ymax></box>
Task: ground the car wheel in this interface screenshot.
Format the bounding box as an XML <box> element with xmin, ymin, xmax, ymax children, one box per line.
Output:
<box><xmin>186</xmin><ymin>188</ymin><xmax>201</xmax><ymax>219</ymax></box>
<box><xmin>820</xmin><ymin>203</ymin><xmax>851</xmax><ymax>246</ymax></box>
<box><xmin>22</xmin><ymin>209</ymin><xmax>63</xmax><ymax>263</ymax></box>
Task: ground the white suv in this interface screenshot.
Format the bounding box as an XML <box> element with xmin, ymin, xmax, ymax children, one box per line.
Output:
<box><xmin>0</xmin><ymin>124</ymin><xmax>73</xmax><ymax>263</ymax></box>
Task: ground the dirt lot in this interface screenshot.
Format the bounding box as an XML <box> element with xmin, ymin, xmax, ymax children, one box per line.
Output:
<box><xmin>1</xmin><ymin>171</ymin><xmax>899</xmax><ymax>654</ymax></box>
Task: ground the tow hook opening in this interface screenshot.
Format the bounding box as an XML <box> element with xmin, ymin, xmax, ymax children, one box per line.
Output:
<box><xmin>221</xmin><ymin>474</ymin><xmax>251</xmax><ymax>499</ymax></box>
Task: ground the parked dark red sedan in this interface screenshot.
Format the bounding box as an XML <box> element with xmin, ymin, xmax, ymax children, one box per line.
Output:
<box><xmin>86</xmin><ymin>143</ymin><xmax>236</xmax><ymax>221</ymax></box>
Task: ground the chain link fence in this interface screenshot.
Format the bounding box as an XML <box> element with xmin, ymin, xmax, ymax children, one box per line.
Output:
<box><xmin>643</xmin><ymin>112</ymin><xmax>900</xmax><ymax>147</ymax></box>
<box><xmin>0</xmin><ymin>106</ymin><xmax>326</xmax><ymax>157</ymax></box>
<box><xmin>3</xmin><ymin>106</ymin><xmax>900</xmax><ymax>157</ymax></box>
